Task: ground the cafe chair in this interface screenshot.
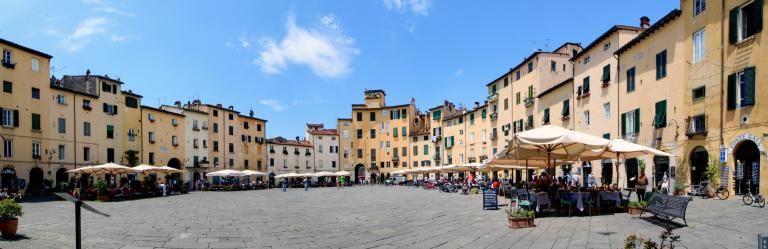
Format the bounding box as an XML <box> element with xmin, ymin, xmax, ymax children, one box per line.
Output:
<box><xmin>559</xmin><ymin>191</ymin><xmax>574</xmax><ymax>217</ymax></box>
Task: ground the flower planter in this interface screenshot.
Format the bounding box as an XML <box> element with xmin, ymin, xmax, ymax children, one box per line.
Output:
<box><xmin>97</xmin><ymin>195</ymin><xmax>110</xmax><ymax>202</ymax></box>
<box><xmin>0</xmin><ymin>219</ymin><xmax>18</xmax><ymax>238</ymax></box>
<box><xmin>508</xmin><ymin>217</ymin><xmax>534</xmax><ymax>229</ymax></box>
<box><xmin>673</xmin><ymin>190</ymin><xmax>686</xmax><ymax>196</ymax></box>
<box><xmin>628</xmin><ymin>207</ymin><xmax>643</xmax><ymax>215</ymax></box>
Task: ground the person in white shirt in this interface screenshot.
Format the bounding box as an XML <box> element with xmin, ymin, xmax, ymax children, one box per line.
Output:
<box><xmin>571</xmin><ymin>172</ymin><xmax>581</xmax><ymax>188</ymax></box>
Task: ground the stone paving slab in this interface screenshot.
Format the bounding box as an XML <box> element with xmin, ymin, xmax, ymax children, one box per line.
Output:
<box><xmin>0</xmin><ymin>186</ymin><xmax>765</xmax><ymax>248</ymax></box>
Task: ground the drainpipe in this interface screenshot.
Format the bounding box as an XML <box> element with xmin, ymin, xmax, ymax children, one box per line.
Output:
<box><xmin>719</xmin><ymin>0</ymin><xmax>725</xmax><ymax>147</ymax></box>
<box><xmin>73</xmin><ymin>93</ymin><xmax>77</xmax><ymax>169</ymax></box>
<box><xmin>139</xmin><ymin>107</ymin><xmax>143</xmax><ymax>164</ymax></box>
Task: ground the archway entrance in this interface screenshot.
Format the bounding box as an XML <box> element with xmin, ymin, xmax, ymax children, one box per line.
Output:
<box><xmin>192</xmin><ymin>172</ymin><xmax>201</xmax><ymax>190</ymax></box>
<box><xmin>690</xmin><ymin>146</ymin><xmax>708</xmax><ymax>185</ymax></box>
<box><xmin>28</xmin><ymin>167</ymin><xmax>44</xmax><ymax>195</ymax></box>
<box><xmin>167</xmin><ymin>158</ymin><xmax>182</xmax><ymax>187</ymax></box>
<box><xmin>625</xmin><ymin>159</ymin><xmax>638</xmax><ymax>188</ymax></box>
<box><xmin>354</xmin><ymin>164</ymin><xmax>365</xmax><ymax>184</ymax></box>
<box><xmin>370</xmin><ymin>173</ymin><xmax>377</xmax><ymax>184</ymax></box>
<box><xmin>653</xmin><ymin>155</ymin><xmax>670</xmax><ymax>189</ymax></box>
<box><xmin>268</xmin><ymin>172</ymin><xmax>275</xmax><ymax>188</ymax></box>
<box><xmin>734</xmin><ymin>140</ymin><xmax>760</xmax><ymax>195</ymax></box>
<box><xmin>56</xmin><ymin>168</ymin><xmax>69</xmax><ymax>188</ymax></box>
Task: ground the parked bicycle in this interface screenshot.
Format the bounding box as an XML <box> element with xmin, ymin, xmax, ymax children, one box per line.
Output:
<box><xmin>742</xmin><ymin>181</ymin><xmax>765</xmax><ymax>208</ymax></box>
<box><xmin>689</xmin><ymin>181</ymin><xmax>729</xmax><ymax>200</ymax></box>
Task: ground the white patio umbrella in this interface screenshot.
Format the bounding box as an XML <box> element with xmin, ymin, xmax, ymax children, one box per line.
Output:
<box><xmin>511</xmin><ymin>125</ymin><xmax>609</xmax><ymax>178</ymax></box>
<box><xmin>275</xmin><ymin>172</ymin><xmax>302</xmax><ymax>178</ymax></box>
<box><xmin>67</xmin><ymin>163</ymin><xmax>137</xmax><ymax>175</ymax></box>
<box><xmin>241</xmin><ymin>170</ymin><xmax>266</xmax><ymax>176</ymax></box>
<box><xmin>335</xmin><ymin>170</ymin><xmax>351</xmax><ymax>176</ymax></box>
<box><xmin>156</xmin><ymin>166</ymin><xmax>182</xmax><ymax>173</ymax></box>
<box><xmin>312</xmin><ymin>171</ymin><xmax>336</xmax><ymax>177</ymax></box>
<box><xmin>581</xmin><ymin>139</ymin><xmax>675</xmax><ymax>187</ymax></box>
<box><xmin>391</xmin><ymin>169</ymin><xmax>409</xmax><ymax>175</ymax></box>
<box><xmin>131</xmin><ymin>164</ymin><xmax>162</xmax><ymax>172</ymax></box>
<box><xmin>207</xmin><ymin>169</ymin><xmax>244</xmax><ymax>177</ymax></box>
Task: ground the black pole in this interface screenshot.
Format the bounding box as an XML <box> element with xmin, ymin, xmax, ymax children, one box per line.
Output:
<box><xmin>75</xmin><ymin>200</ymin><xmax>82</xmax><ymax>249</ymax></box>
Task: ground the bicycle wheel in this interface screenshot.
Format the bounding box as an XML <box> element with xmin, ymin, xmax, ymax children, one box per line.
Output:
<box><xmin>758</xmin><ymin>197</ymin><xmax>766</xmax><ymax>208</ymax></box>
<box><xmin>716</xmin><ymin>189</ymin><xmax>729</xmax><ymax>200</ymax></box>
<box><xmin>743</xmin><ymin>195</ymin><xmax>754</xmax><ymax>205</ymax></box>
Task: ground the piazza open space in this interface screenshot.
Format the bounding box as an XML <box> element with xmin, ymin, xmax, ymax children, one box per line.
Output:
<box><xmin>0</xmin><ymin>186</ymin><xmax>765</xmax><ymax>249</ymax></box>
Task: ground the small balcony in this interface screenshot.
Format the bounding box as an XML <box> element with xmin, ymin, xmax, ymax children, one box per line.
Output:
<box><xmin>1</xmin><ymin>60</ymin><xmax>15</xmax><ymax>69</ymax></box>
<box><xmin>192</xmin><ymin>126</ymin><xmax>200</xmax><ymax>131</ymax></box>
<box><xmin>487</xmin><ymin>93</ymin><xmax>498</xmax><ymax>103</ymax></box>
<box><xmin>392</xmin><ymin>156</ymin><xmax>400</xmax><ymax>162</ymax></box>
<box><xmin>623</xmin><ymin>133</ymin><xmax>638</xmax><ymax>144</ymax></box>
<box><xmin>433</xmin><ymin>154</ymin><xmax>441</xmax><ymax>161</ymax></box>
<box><xmin>490</xmin><ymin>132</ymin><xmax>498</xmax><ymax>140</ymax></box>
<box><xmin>305</xmin><ymin>151</ymin><xmax>311</xmax><ymax>156</ymax></box>
<box><xmin>468</xmin><ymin>157</ymin><xmax>477</xmax><ymax>163</ymax></box>
<box><xmin>489</xmin><ymin>113</ymin><xmax>498</xmax><ymax>120</ymax></box>
<box><xmin>524</xmin><ymin>97</ymin><xmax>535</xmax><ymax>107</ymax></box>
<box><xmin>686</xmin><ymin>115</ymin><xmax>707</xmax><ymax>138</ymax></box>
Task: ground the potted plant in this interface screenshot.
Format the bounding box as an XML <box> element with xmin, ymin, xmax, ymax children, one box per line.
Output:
<box><xmin>506</xmin><ymin>209</ymin><xmax>535</xmax><ymax>229</ymax></box>
<box><xmin>673</xmin><ymin>182</ymin><xmax>687</xmax><ymax>196</ymax></box>
<box><xmin>0</xmin><ymin>199</ymin><xmax>23</xmax><ymax>238</ymax></box>
<box><xmin>627</xmin><ymin>201</ymin><xmax>647</xmax><ymax>215</ymax></box>
<box><xmin>704</xmin><ymin>160</ymin><xmax>722</xmax><ymax>198</ymax></box>
<box><xmin>95</xmin><ymin>179</ymin><xmax>110</xmax><ymax>202</ymax></box>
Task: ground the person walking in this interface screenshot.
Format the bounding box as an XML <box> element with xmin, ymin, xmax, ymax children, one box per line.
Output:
<box><xmin>281</xmin><ymin>177</ymin><xmax>287</xmax><ymax>192</ymax></box>
<box><xmin>340</xmin><ymin>175</ymin><xmax>346</xmax><ymax>189</ymax></box>
<box><xmin>303</xmin><ymin>177</ymin><xmax>309</xmax><ymax>191</ymax></box>
<box><xmin>636</xmin><ymin>171</ymin><xmax>648</xmax><ymax>201</ymax></box>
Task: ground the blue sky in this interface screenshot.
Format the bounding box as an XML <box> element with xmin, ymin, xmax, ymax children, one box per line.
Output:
<box><xmin>2</xmin><ymin>0</ymin><xmax>678</xmax><ymax>138</ymax></box>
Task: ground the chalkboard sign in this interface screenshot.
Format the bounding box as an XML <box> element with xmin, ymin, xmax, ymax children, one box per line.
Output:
<box><xmin>720</xmin><ymin>166</ymin><xmax>729</xmax><ymax>188</ymax></box>
<box><xmin>482</xmin><ymin>189</ymin><xmax>498</xmax><ymax>210</ymax></box>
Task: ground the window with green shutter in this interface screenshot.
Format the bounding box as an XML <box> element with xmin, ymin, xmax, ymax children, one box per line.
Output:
<box><xmin>528</xmin><ymin>85</ymin><xmax>534</xmax><ymax>98</ymax></box>
<box><xmin>516</xmin><ymin>92</ymin><xmax>521</xmax><ymax>104</ymax></box>
<box><xmin>393</xmin><ymin>127</ymin><xmax>398</xmax><ymax>137</ymax></box>
<box><xmin>603</xmin><ymin>133</ymin><xmax>610</xmax><ymax>139</ymax></box>
<box><xmin>504</xmin><ymin>98</ymin><xmax>509</xmax><ymax>110</ymax></box>
<box><xmin>653</xmin><ymin>100</ymin><xmax>667</xmax><ymax>128</ymax></box>
<box><xmin>31</xmin><ymin>113</ymin><xmax>40</xmax><ymax>131</ymax></box>
<box><xmin>543</xmin><ymin>108</ymin><xmax>550</xmax><ymax>124</ymax></box>
<box><xmin>627</xmin><ymin>67</ymin><xmax>636</xmax><ymax>92</ymax></box>
<box><xmin>432</xmin><ymin>110</ymin><xmax>441</xmax><ymax>120</ymax></box>
<box><xmin>621</xmin><ymin>113</ymin><xmax>627</xmax><ymax>136</ymax></box>
<box><xmin>583</xmin><ymin>76</ymin><xmax>590</xmax><ymax>93</ymax></box>
<box><xmin>692</xmin><ymin>86</ymin><xmax>706</xmax><ymax>101</ymax></box>
<box><xmin>602</xmin><ymin>64</ymin><xmax>611</xmax><ymax>82</ymax></box>
<box><xmin>401</xmin><ymin>127</ymin><xmax>406</xmax><ymax>136</ymax></box>
<box><xmin>423</xmin><ymin>144</ymin><xmax>429</xmax><ymax>155</ymax></box>
<box><xmin>742</xmin><ymin>67</ymin><xmax>756</xmax><ymax>107</ymax></box>
<box><xmin>656</xmin><ymin>50</ymin><xmax>668</xmax><ymax>79</ymax></box>
<box><xmin>562</xmin><ymin>99</ymin><xmax>570</xmax><ymax>117</ymax></box>
<box><xmin>481</xmin><ymin>109</ymin><xmax>487</xmax><ymax>118</ymax></box>
<box><xmin>634</xmin><ymin>109</ymin><xmax>640</xmax><ymax>133</ymax></box>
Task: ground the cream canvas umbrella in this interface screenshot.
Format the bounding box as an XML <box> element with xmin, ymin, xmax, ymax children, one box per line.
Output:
<box><xmin>275</xmin><ymin>172</ymin><xmax>302</xmax><ymax>178</ymax></box>
<box><xmin>581</xmin><ymin>139</ymin><xmax>675</xmax><ymax>187</ymax></box>
<box><xmin>241</xmin><ymin>170</ymin><xmax>267</xmax><ymax>176</ymax></box>
<box><xmin>157</xmin><ymin>166</ymin><xmax>182</xmax><ymax>173</ymax></box>
<box><xmin>312</xmin><ymin>171</ymin><xmax>336</xmax><ymax>177</ymax></box>
<box><xmin>132</xmin><ymin>164</ymin><xmax>162</xmax><ymax>172</ymax></box>
<box><xmin>391</xmin><ymin>169</ymin><xmax>409</xmax><ymax>175</ymax></box>
<box><xmin>207</xmin><ymin>169</ymin><xmax>244</xmax><ymax>177</ymax></box>
<box><xmin>67</xmin><ymin>163</ymin><xmax>137</xmax><ymax>175</ymax></box>
<box><xmin>511</xmin><ymin>125</ymin><xmax>609</xmax><ymax>178</ymax></box>
<box><xmin>335</xmin><ymin>170</ymin><xmax>351</xmax><ymax>176</ymax></box>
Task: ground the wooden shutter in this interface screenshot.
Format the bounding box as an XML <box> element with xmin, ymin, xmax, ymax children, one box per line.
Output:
<box><xmin>583</xmin><ymin>77</ymin><xmax>590</xmax><ymax>92</ymax></box>
<box><xmin>727</xmin><ymin>73</ymin><xmax>737</xmax><ymax>109</ymax></box>
<box><xmin>621</xmin><ymin>113</ymin><xmax>627</xmax><ymax>136</ymax></box>
<box><xmin>103</xmin><ymin>103</ymin><xmax>109</xmax><ymax>112</ymax></box>
<box><xmin>729</xmin><ymin>7</ymin><xmax>739</xmax><ymax>44</ymax></box>
<box><xmin>0</xmin><ymin>108</ymin><xmax>4</xmax><ymax>124</ymax></box>
<box><xmin>743</xmin><ymin>67</ymin><xmax>756</xmax><ymax>106</ymax></box>
<box><xmin>12</xmin><ymin>110</ymin><xmax>19</xmax><ymax>127</ymax></box>
<box><xmin>634</xmin><ymin>109</ymin><xmax>640</xmax><ymax>133</ymax></box>
<box><xmin>756</xmin><ymin>0</ymin><xmax>764</xmax><ymax>33</ymax></box>
<box><xmin>112</xmin><ymin>105</ymin><xmax>117</xmax><ymax>114</ymax></box>
<box><xmin>602</xmin><ymin>65</ymin><xmax>610</xmax><ymax>82</ymax></box>
<box><xmin>654</xmin><ymin>100</ymin><xmax>667</xmax><ymax>128</ymax></box>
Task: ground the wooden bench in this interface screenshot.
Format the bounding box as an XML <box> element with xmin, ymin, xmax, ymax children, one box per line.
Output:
<box><xmin>641</xmin><ymin>193</ymin><xmax>692</xmax><ymax>226</ymax></box>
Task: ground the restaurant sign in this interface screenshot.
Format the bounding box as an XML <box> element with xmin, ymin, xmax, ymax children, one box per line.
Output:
<box><xmin>729</xmin><ymin>133</ymin><xmax>765</xmax><ymax>155</ymax></box>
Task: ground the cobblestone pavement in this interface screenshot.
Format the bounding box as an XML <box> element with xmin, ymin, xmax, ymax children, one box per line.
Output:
<box><xmin>0</xmin><ymin>186</ymin><xmax>765</xmax><ymax>249</ymax></box>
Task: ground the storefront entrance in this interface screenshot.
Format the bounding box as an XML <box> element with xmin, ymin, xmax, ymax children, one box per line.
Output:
<box><xmin>1</xmin><ymin>167</ymin><xmax>16</xmax><ymax>191</ymax></box>
<box><xmin>653</xmin><ymin>155</ymin><xmax>670</xmax><ymax>189</ymax></box>
<box><xmin>601</xmin><ymin>160</ymin><xmax>613</xmax><ymax>186</ymax></box>
<box><xmin>354</xmin><ymin>164</ymin><xmax>365</xmax><ymax>184</ymax></box>
<box><xmin>625</xmin><ymin>159</ymin><xmax>638</xmax><ymax>188</ymax></box>
<box><xmin>27</xmin><ymin>167</ymin><xmax>44</xmax><ymax>195</ymax></box>
<box><xmin>690</xmin><ymin>146</ymin><xmax>708</xmax><ymax>186</ymax></box>
<box><xmin>734</xmin><ymin>140</ymin><xmax>760</xmax><ymax>195</ymax></box>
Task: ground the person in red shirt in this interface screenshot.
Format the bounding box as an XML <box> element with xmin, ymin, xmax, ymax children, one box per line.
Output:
<box><xmin>492</xmin><ymin>178</ymin><xmax>500</xmax><ymax>189</ymax></box>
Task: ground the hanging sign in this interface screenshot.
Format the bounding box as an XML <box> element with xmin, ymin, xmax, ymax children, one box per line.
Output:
<box><xmin>720</xmin><ymin>145</ymin><xmax>727</xmax><ymax>163</ymax></box>
<box><xmin>720</xmin><ymin>166</ymin><xmax>729</xmax><ymax>188</ymax></box>
<box><xmin>753</xmin><ymin>162</ymin><xmax>760</xmax><ymax>185</ymax></box>
<box><xmin>736</xmin><ymin>163</ymin><xmax>744</xmax><ymax>180</ymax></box>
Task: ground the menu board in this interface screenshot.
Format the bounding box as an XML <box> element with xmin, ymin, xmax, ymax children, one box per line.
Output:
<box><xmin>753</xmin><ymin>162</ymin><xmax>760</xmax><ymax>185</ymax></box>
<box><xmin>736</xmin><ymin>163</ymin><xmax>744</xmax><ymax>180</ymax></box>
<box><xmin>720</xmin><ymin>166</ymin><xmax>729</xmax><ymax>188</ymax></box>
<box><xmin>482</xmin><ymin>189</ymin><xmax>498</xmax><ymax>210</ymax></box>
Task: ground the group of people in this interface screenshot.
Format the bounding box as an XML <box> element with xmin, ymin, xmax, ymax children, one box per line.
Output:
<box><xmin>280</xmin><ymin>175</ymin><xmax>347</xmax><ymax>192</ymax></box>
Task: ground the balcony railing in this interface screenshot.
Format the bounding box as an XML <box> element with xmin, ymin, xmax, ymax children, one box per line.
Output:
<box><xmin>433</xmin><ymin>154</ymin><xmax>441</xmax><ymax>161</ymax></box>
<box><xmin>686</xmin><ymin>115</ymin><xmax>707</xmax><ymax>138</ymax></box>
<box><xmin>487</xmin><ymin>93</ymin><xmax>498</xmax><ymax>102</ymax></box>
<box><xmin>392</xmin><ymin>156</ymin><xmax>400</xmax><ymax>161</ymax></box>
<box><xmin>524</xmin><ymin>97</ymin><xmax>535</xmax><ymax>107</ymax></box>
<box><xmin>623</xmin><ymin>133</ymin><xmax>638</xmax><ymax>143</ymax></box>
<box><xmin>489</xmin><ymin>113</ymin><xmax>498</xmax><ymax>120</ymax></box>
<box><xmin>490</xmin><ymin>132</ymin><xmax>498</xmax><ymax>140</ymax></box>
<box><xmin>468</xmin><ymin>157</ymin><xmax>477</xmax><ymax>163</ymax></box>
<box><xmin>2</xmin><ymin>60</ymin><xmax>15</xmax><ymax>69</ymax></box>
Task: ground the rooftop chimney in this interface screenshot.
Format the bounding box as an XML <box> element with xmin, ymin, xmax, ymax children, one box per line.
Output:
<box><xmin>474</xmin><ymin>102</ymin><xmax>480</xmax><ymax>108</ymax></box>
<box><xmin>174</xmin><ymin>101</ymin><xmax>181</xmax><ymax>107</ymax></box>
<box><xmin>228</xmin><ymin>105</ymin><xmax>234</xmax><ymax>110</ymax></box>
<box><xmin>640</xmin><ymin>16</ymin><xmax>651</xmax><ymax>28</ymax></box>
<box><xmin>216</xmin><ymin>104</ymin><xmax>223</xmax><ymax>108</ymax></box>
<box><xmin>295</xmin><ymin>136</ymin><xmax>300</xmax><ymax>142</ymax></box>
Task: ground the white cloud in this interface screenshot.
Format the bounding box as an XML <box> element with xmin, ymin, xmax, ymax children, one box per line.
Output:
<box><xmin>383</xmin><ymin>0</ymin><xmax>432</xmax><ymax>16</ymax></box>
<box><xmin>82</xmin><ymin>0</ymin><xmax>134</xmax><ymax>16</ymax></box>
<box><xmin>61</xmin><ymin>17</ymin><xmax>109</xmax><ymax>53</ymax></box>
<box><xmin>238</xmin><ymin>34</ymin><xmax>253</xmax><ymax>48</ymax></box>
<box><xmin>259</xmin><ymin>99</ymin><xmax>286</xmax><ymax>112</ymax></box>
<box><xmin>255</xmin><ymin>14</ymin><xmax>360</xmax><ymax>78</ymax></box>
<box><xmin>453</xmin><ymin>69</ymin><xmax>464</xmax><ymax>76</ymax></box>
<box><xmin>109</xmin><ymin>34</ymin><xmax>128</xmax><ymax>42</ymax></box>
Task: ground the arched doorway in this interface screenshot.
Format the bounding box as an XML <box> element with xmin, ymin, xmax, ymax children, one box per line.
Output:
<box><xmin>690</xmin><ymin>146</ymin><xmax>708</xmax><ymax>186</ymax></box>
<box><xmin>167</xmin><ymin>157</ymin><xmax>182</xmax><ymax>181</ymax></box>
<box><xmin>354</xmin><ymin>164</ymin><xmax>365</xmax><ymax>184</ymax></box>
<box><xmin>370</xmin><ymin>173</ymin><xmax>377</xmax><ymax>184</ymax></box>
<box><xmin>1</xmin><ymin>167</ymin><xmax>16</xmax><ymax>191</ymax></box>
<box><xmin>56</xmin><ymin>168</ymin><xmax>68</xmax><ymax>190</ymax></box>
<box><xmin>268</xmin><ymin>172</ymin><xmax>275</xmax><ymax>188</ymax></box>
<box><xmin>625</xmin><ymin>159</ymin><xmax>638</xmax><ymax>188</ymax></box>
<box><xmin>192</xmin><ymin>172</ymin><xmax>201</xmax><ymax>190</ymax></box>
<box><xmin>734</xmin><ymin>140</ymin><xmax>760</xmax><ymax>195</ymax></box>
<box><xmin>28</xmin><ymin>167</ymin><xmax>44</xmax><ymax>195</ymax></box>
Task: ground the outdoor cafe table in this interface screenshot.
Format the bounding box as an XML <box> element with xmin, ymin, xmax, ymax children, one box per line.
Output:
<box><xmin>529</xmin><ymin>192</ymin><xmax>551</xmax><ymax>212</ymax></box>
<box><xmin>597</xmin><ymin>191</ymin><xmax>621</xmax><ymax>208</ymax></box>
<box><xmin>567</xmin><ymin>192</ymin><xmax>586</xmax><ymax>212</ymax></box>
